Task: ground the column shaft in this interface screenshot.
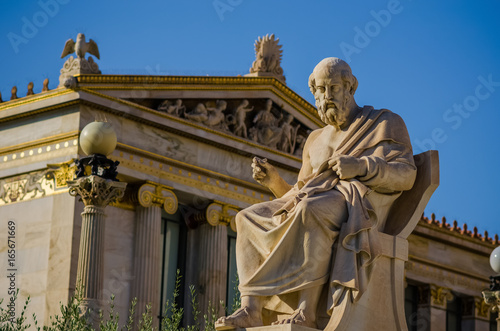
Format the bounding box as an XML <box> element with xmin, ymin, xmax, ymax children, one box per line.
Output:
<box><xmin>76</xmin><ymin>205</ymin><xmax>105</xmax><ymax>314</ymax></box>
<box><xmin>132</xmin><ymin>205</ymin><xmax>162</xmax><ymax>325</ymax></box>
<box><xmin>197</xmin><ymin>223</ymin><xmax>228</xmax><ymax>317</ymax></box>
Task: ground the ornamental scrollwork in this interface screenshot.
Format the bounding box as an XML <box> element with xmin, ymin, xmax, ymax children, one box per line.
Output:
<box><xmin>137</xmin><ymin>182</ymin><xmax>178</xmax><ymax>215</ymax></box>
<box><xmin>68</xmin><ymin>176</ymin><xmax>126</xmax><ymax>208</ymax></box>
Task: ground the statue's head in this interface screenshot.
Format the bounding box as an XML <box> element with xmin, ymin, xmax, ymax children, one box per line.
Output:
<box><xmin>265</xmin><ymin>99</ymin><xmax>273</xmax><ymax>110</ymax></box>
<box><xmin>77</xmin><ymin>33</ymin><xmax>85</xmax><ymax>40</ymax></box>
<box><xmin>308</xmin><ymin>58</ymin><xmax>358</xmax><ymax>127</ymax></box>
<box><xmin>217</xmin><ymin>100</ymin><xmax>227</xmax><ymax>110</ymax></box>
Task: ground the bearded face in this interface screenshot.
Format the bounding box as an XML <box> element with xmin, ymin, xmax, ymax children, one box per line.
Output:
<box><xmin>313</xmin><ymin>74</ymin><xmax>351</xmax><ymax>128</ymax></box>
<box><xmin>316</xmin><ymin>94</ymin><xmax>349</xmax><ymax>128</ymax></box>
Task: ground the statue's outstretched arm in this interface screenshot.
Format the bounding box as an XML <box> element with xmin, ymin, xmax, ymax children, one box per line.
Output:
<box><xmin>252</xmin><ymin>157</ymin><xmax>292</xmax><ymax>198</ymax></box>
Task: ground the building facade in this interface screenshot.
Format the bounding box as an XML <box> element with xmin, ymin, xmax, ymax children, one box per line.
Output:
<box><xmin>0</xmin><ymin>36</ymin><xmax>497</xmax><ymax>330</ymax></box>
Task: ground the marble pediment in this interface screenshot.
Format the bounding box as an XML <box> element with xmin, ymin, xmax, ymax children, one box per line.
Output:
<box><xmin>74</xmin><ymin>75</ymin><xmax>323</xmax><ymax>167</ymax></box>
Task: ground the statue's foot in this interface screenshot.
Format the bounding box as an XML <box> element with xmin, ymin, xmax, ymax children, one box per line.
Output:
<box><xmin>215</xmin><ymin>306</ymin><xmax>263</xmax><ymax>330</ymax></box>
<box><xmin>272</xmin><ymin>309</ymin><xmax>317</xmax><ymax>329</ymax></box>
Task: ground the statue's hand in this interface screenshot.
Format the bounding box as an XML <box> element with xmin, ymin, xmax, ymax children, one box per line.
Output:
<box><xmin>328</xmin><ymin>155</ymin><xmax>367</xmax><ymax>180</ymax></box>
<box><xmin>252</xmin><ymin>157</ymin><xmax>279</xmax><ymax>188</ymax></box>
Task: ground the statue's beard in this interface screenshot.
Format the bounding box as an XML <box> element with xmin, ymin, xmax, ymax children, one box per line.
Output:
<box><xmin>316</xmin><ymin>99</ymin><xmax>348</xmax><ymax>128</ymax></box>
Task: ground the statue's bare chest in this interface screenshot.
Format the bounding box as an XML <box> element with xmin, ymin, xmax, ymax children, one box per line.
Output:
<box><xmin>308</xmin><ymin>126</ymin><xmax>347</xmax><ymax>172</ymax></box>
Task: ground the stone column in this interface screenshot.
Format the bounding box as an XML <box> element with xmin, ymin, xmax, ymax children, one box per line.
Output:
<box><xmin>461</xmin><ymin>296</ymin><xmax>490</xmax><ymax>330</ymax></box>
<box><xmin>131</xmin><ymin>182</ymin><xmax>178</xmax><ymax>327</ymax></box>
<box><xmin>196</xmin><ymin>202</ymin><xmax>238</xmax><ymax>317</ymax></box>
<box><xmin>417</xmin><ymin>284</ymin><xmax>453</xmax><ymax>331</ymax></box>
<box><xmin>68</xmin><ymin>176</ymin><xmax>126</xmax><ymax>321</ymax></box>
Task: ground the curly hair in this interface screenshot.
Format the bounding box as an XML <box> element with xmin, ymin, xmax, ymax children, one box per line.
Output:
<box><xmin>308</xmin><ymin>58</ymin><xmax>358</xmax><ymax>96</ymax></box>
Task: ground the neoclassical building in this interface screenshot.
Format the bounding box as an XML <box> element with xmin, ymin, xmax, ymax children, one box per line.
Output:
<box><xmin>0</xmin><ymin>35</ymin><xmax>497</xmax><ymax>330</ymax></box>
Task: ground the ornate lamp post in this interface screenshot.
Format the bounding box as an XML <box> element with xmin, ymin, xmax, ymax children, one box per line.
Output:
<box><xmin>482</xmin><ymin>246</ymin><xmax>500</xmax><ymax>330</ymax></box>
<box><xmin>67</xmin><ymin>121</ymin><xmax>127</xmax><ymax>321</ymax></box>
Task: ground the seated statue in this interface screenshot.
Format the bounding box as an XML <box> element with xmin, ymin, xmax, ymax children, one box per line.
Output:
<box><xmin>215</xmin><ymin>57</ymin><xmax>417</xmax><ymax>330</ymax></box>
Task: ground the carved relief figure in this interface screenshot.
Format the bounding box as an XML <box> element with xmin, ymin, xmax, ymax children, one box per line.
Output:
<box><xmin>293</xmin><ymin>131</ymin><xmax>309</xmax><ymax>158</ymax></box>
<box><xmin>158</xmin><ymin>99</ymin><xmax>185</xmax><ymax>117</ymax></box>
<box><xmin>0</xmin><ymin>180</ymin><xmax>8</xmax><ymax>203</ymax></box>
<box><xmin>251</xmin><ymin>99</ymin><xmax>283</xmax><ymax>148</ymax></box>
<box><xmin>233</xmin><ymin>99</ymin><xmax>254</xmax><ymax>138</ymax></box>
<box><xmin>185</xmin><ymin>103</ymin><xmax>209</xmax><ymax>123</ymax></box>
<box><xmin>278</xmin><ymin>114</ymin><xmax>299</xmax><ymax>154</ymax></box>
<box><xmin>216</xmin><ymin>58</ymin><xmax>417</xmax><ymax>329</ymax></box>
<box><xmin>22</xmin><ymin>171</ymin><xmax>48</xmax><ymax>199</ymax></box>
<box><xmin>205</xmin><ymin>100</ymin><xmax>228</xmax><ymax>130</ymax></box>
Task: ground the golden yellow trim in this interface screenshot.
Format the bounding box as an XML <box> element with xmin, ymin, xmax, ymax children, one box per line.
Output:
<box><xmin>0</xmin><ymin>131</ymin><xmax>79</xmax><ymax>156</ymax></box>
<box><xmin>80</xmin><ymin>82</ymin><xmax>323</xmax><ymax>127</ymax></box>
<box><xmin>0</xmin><ymin>88</ymin><xmax>74</xmax><ymax>111</ymax></box>
<box><xmin>81</xmin><ymin>88</ymin><xmax>304</xmax><ymax>164</ymax></box>
<box><xmin>0</xmin><ymin>100</ymin><xmax>80</xmax><ymax>124</ymax></box>
<box><xmin>110</xmin><ymin>200</ymin><xmax>135</xmax><ymax>211</ymax></box>
<box><xmin>116</xmin><ymin>142</ymin><xmax>267</xmax><ymax>193</ymax></box>
<box><xmin>75</xmin><ymin>74</ymin><xmax>317</xmax><ymax>117</ymax></box>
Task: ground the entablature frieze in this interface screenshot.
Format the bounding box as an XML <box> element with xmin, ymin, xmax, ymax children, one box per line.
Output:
<box><xmin>405</xmin><ymin>256</ymin><xmax>489</xmax><ymax>298</ymax></box>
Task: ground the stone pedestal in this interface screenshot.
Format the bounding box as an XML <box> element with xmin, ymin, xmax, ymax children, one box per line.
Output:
<box><xmin>68</xmin><ymin>176</ymin><xmax>126</xmax><ymax>323</ymax></box>
<box><xmin>59</xmin><ymin>56</ymin><xmax>101</xmax><ymax>87</ymax></box>
<box><xmin>237</xmin><ymin>325</ymin><xmax>319</xmax><ymax>331</ymax></box>
<box><xmin>131</xmin><ymin>182</ymin><xmax>178</xmax><ymax>326</ymax></box>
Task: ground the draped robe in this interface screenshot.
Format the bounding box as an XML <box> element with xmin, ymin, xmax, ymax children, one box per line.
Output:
<box><xmin>235</xmin><ymin>106</ymin><xmax>417</xmax><ymax>319</ymax></box>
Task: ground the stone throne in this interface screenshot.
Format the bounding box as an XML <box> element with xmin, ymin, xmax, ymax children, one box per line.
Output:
<box><xmin>318</xmin><ymin>150</ymin><xmax>439</xmax><ymax>331</ymax></box>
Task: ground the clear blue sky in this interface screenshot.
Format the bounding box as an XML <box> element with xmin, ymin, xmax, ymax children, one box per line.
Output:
<box><xmin>1</xmin><ymin>0</ymin><xmax>499</xmax><ymax>236</ymax></box>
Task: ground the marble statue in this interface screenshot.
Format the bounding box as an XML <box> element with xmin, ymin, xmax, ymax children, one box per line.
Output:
<box><xmin>233</xmin><ymin>99</ymin><xmax>254</xmax><ymax>138</ymax></box>
<box><xmin>205</xmin><ymin>100</ymin><xmax>229</xmax><ymax>130</ymax></box>
<box><xmin>158</xmin><ymin>99</ymin><xmax>186</xmax><ymax>116</ymax></box>
<box><xmin>246</xmin><ymin>34</ymin><xmax>286</xmax><ymax>83</ymax></box>
<box><xmin>278</xmin><ymin>114</ymin><xmax>299</xmax><ymax>154</ymax></box>
<box><xmin>251</xmin><ymin>99</ymin><xmax>283</xmax><ymax>148</ymax></box>
<box><xmin>185</xmin><ymin>103</ymin><xmax>209</xmax><ymax>123</ymax></box>
<box><xmin>61</xmin><ymin>33</ymin><xmax>100</xmax><ymax>60</ymax></box>
<box><xmin>59</xmin><ymin>33</ymin><xmax>101</xmax><ymax>87</ymax></box>
<box><xmin>294</xmin><ymin>131</ymin><xmax>309</xmax><ymax>158</ymax></box>
<box><xmin>215</xmin><ymin>58</ymin><xmax>417</xmax><ymax>330</ymax></box>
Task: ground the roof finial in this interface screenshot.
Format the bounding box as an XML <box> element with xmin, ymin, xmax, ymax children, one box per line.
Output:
<box><xmin>42</xmin><ymin>78</ymin><xmax>50</xmax><ymax>92</ymax></box>
<box><xmin>27</xmin><ymin>82</ymin><xmax>34</xmax><ymax>96</ymax></box>
<box><xmin>59</xmin><ymin>33</ymin><xmax>101</xmax><ymax>87</ymax></box>
<box><xmin>11</xmin><ymin>86</ymin><xmax>17</xmax><ymax>100</ymax></box>
<box><xmin>245</xmin><ymin>34</ymin><xmax>286</xmax><ymax>84</ymax></box>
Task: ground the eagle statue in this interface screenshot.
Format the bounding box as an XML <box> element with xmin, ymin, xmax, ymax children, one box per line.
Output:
<box><xmin>61</xmin><ymin>33</ymin><xmax>100</xmax><ymax>60</ymax></box>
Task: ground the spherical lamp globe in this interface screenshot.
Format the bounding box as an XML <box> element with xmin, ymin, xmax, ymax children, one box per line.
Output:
<box><xmin>490</xmin><ymin>246</ymin><xmax>500</xmax><ymax>273</ymax></box>
<box><xmin>79</xmin><ymin>121</ymin><xmax>117</xmax><ymax>156</ymax></box>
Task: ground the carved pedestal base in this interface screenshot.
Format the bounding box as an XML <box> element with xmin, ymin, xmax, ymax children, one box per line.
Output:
<box><xmin>59</xmin><ymin>56</ymin><xmax>101</xmax><ymax>87</ymax></box>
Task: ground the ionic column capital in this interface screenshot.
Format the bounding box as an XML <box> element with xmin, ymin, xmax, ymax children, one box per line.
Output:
<box><xmin>206</xmin><ymin>201</ymin><xmax>239</xmax><ymax>232</ymax></box>
<box><xmin>137</xmin><ymin>181</ymin><xmax>178</xmax><ymax>214</ymax></box>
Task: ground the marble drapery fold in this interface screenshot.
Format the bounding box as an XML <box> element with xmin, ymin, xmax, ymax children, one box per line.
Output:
<box><xmin>235</xmin><ymin>106</ymin><xmax>416</xmax><ymax>317</ymax></box>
